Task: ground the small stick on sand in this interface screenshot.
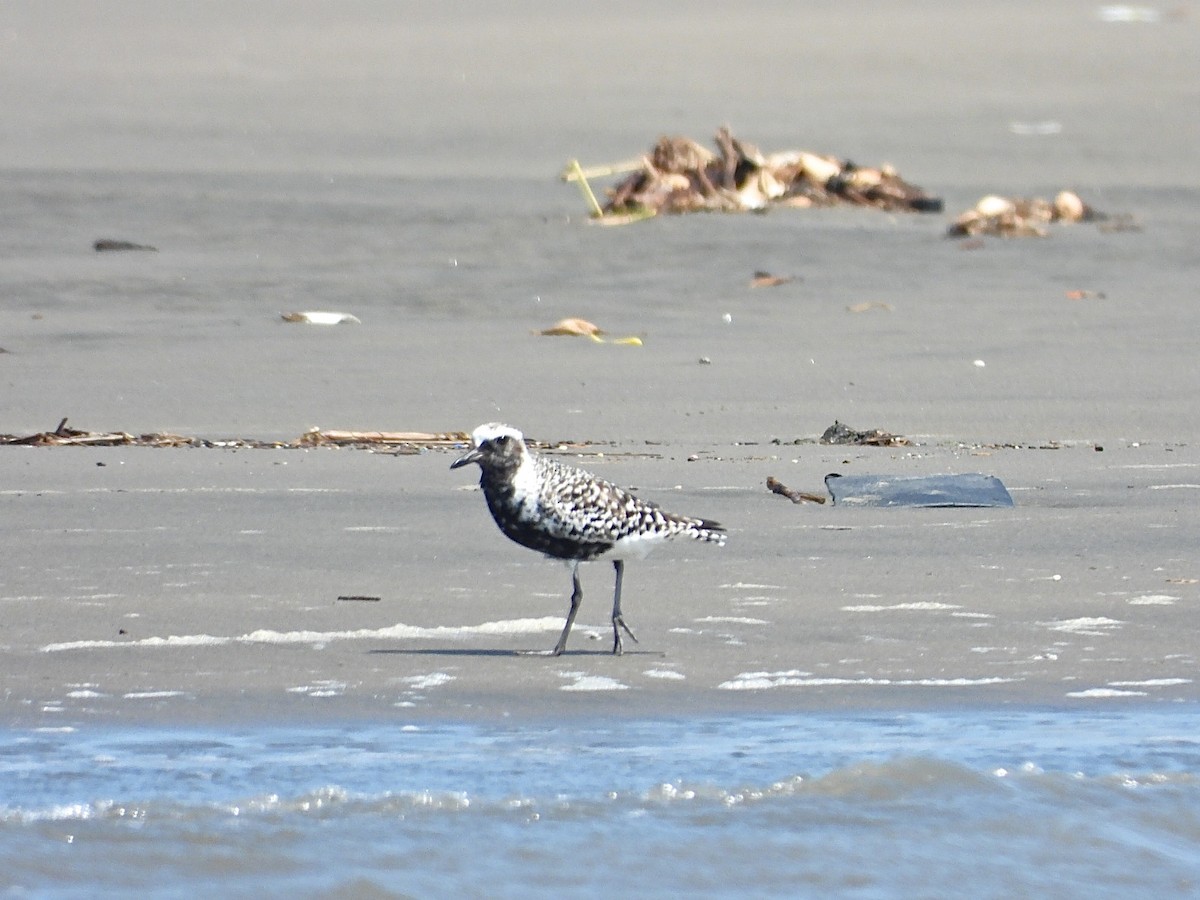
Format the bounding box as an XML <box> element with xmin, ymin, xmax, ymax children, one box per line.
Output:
<box><xmin>567</xmin><ymin>159</ymin><xmax>605</xmax><ymax>219</ymax></box>
<box><xmin>766</xmin><ymin>476</ymin><xmax>827</xmax><ymax>504</ymax></box>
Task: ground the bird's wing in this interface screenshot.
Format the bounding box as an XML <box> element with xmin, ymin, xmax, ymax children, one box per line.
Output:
<box><xmin>536</xmin><ymin>457</ymin><xmax>655</xmax><ymax>542</ymax></box>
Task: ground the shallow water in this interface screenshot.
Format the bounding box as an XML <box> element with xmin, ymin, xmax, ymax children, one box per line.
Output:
<box><xmin>3</xmin><ymin>708</ymin><xmax>1199</xmax><ymax>898</ymax></box>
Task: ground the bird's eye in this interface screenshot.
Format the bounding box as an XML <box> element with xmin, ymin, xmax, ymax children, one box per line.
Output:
<box><xmin>494</xmin><ymin>435</ymin><xmax>509</xmax><ymax>446</ymax></box>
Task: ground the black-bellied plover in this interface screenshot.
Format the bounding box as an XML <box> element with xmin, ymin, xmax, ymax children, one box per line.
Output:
<box><xmin>451</xmin><ymin>423</ymin><xmax>726</xmax><ymax>655</ymax></box>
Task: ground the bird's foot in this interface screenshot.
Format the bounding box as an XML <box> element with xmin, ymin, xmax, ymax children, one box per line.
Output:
<box><xmin>611</xmin><ymin>615</ymin><xmax>639</xmax><ymax>655</ymax></box>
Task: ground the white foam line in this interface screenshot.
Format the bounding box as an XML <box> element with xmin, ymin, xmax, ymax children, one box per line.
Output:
<box><xmin>48</xmin><ymin>634</ymin><xmax>231</xmax><ymax>652</ymax></box>
<box><xmin>1148</xmin><ymin>484</ymin><xmax>1200</xmax><ymax>490</ymax></box>
<box><xmin>842</xmin><ymin>602</ymin><xmax>963</xmax><ymax>612</ymax></box>
<box><xmin>1066</xmin><ymin>688</ymin><xmax>1148</xmax><ymax>698</ymax></box>
<box><xmin>40</xmin><ymin>617</ymin><xmax>564</xmax><ymax>652</ymax></box>
<box><xmin>1128</xmin><ymin>595</ymin><xmax>1179</xmax><ymax>605</ymax></box>
<box><xmin>559</xmin><ymin>673</ymin><xmax>630</xmax><ymax>692</ymax></box>
<box><xmin>1039</xmin><ymin>617</ymin><xmax>1124</xmax><ymax>635</ymax></box>
<box><xmin>1109</xmin><ymin>678</ymin><xmax>1192</xmax><ymax>687</ymax></box>
<box><xmin>403</xmin><ymin>672</ymin><xmax>456</xmax><ymax>690</ymax></box>
<box><xmin>718</xmin><ymin>672</ymin><xmax>1017</xmax><ymax>690</ymax></box>
<box><xmin>693</xmin><ymin>616</ymin><xmax>770</xmax><ymax>625</ymax></box>
<box><xmin>1119</xmin><ymin>463</ymin><xmax>1200</xmax><ymax>469</ymax></box>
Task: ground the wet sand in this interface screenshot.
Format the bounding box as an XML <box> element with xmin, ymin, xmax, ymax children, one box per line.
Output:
<box><xmin>5</xmin><ymin>438</ymin><xmax>1198</xmax><ymax>725</ymax></box>
<box><xmin>2</xmin><ymin>1</ymin><xmax>1198</xmax><ymax>724</ymax></box>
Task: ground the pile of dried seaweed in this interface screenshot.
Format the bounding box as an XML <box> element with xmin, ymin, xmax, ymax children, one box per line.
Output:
<box><xmin>565</xmin><ymin>126</ymin><xmax>942</xmax><ymax>220</ymax></box>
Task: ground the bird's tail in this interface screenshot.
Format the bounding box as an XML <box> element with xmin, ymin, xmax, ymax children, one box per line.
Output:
<box><xmin>685</xmin><ymin>517</ymin><xmax>727</xmax><ymax>547</ymax></box>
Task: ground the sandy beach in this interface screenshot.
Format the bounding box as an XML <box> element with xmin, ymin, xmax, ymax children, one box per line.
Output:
<box><xmin>2</xmin><ymin>0</ymin><xmax>1199</xmax><ymax>726</ymax></box>
<box><xmin>3</xmin><ymin>436</ymin><xmax>1199</xmax><ymax>726</ymax></box>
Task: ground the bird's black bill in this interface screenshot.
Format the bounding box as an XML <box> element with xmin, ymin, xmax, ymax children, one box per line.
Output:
<box><xmin>450</xmin><ymin>448</ymin><xmax>481</xmax><ymax>469</ymax></box>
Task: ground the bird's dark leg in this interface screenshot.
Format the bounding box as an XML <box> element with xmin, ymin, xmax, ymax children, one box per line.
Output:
<box><xmin>552</xmin><ymin>562</ymin><xmax>584</xmax><ymax>656</ymax></box>
<box><xmin>610</xmin><ymin>559</ymin><xmax>639</xmax><ymax>655</ymax></box>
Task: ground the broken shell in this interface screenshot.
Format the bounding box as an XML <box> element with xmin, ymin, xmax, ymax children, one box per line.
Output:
<box><xmin>797</xmin><ymin>152</ymin><xmax>842</xmax><ymax>184</ymax></box>
<box><xmin>281</xmin><ymin>311</ymin><xmax>362</xmax><ymax>325</ymax></box>
<box><xmin>1053</xmin><ymin>190</ymin><xmax>1086</xmax><ymax>222</ymax></box>
<box><xmin>750</xmin><ymin>271</ymin><xmax>795</xmax><ymax>288</ymax></box>
<box><xmin>843</xmin><ymin>166</ymin><xmax>884</xmax><ymax>190</ymax></box>
<box><xmin>535</xmin><ymin>317</ymin><xmax>641</xmax><ymax>345</ymax></box>
<box><xmin>975</xmin><ymin>195</ymin><xmax>1016</xmax><ymax>217</ymax></box>
<box><xmin>537</xmin><ymin>317</ymin><xmax>605</xmax><ymax>339</ymax></box>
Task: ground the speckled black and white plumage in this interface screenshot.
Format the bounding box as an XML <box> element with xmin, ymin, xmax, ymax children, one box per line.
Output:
<box><xmin>451</xmin><ymin>423</ymin><xmax>726</xmax><ymax>655</ymax></box>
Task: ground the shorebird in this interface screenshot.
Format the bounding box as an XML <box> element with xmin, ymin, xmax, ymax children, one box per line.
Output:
<box><xmin>451</xmin><ymin>423</ymin><xmax>726</xmax><ymax>655</ymax></box>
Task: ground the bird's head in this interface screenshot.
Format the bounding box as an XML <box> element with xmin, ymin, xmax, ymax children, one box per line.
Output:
<box><xmin>450</xmin><ymin>422</ymin><xmax>528</xmax><ymax>474</ymax></box>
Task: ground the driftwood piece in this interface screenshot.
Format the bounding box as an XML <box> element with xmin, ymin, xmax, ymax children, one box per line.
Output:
<box><xmin>0</xmin><ymin>418</ymin><xmax>199</xmax><ymax>447</ymax></box>
<box><xmin>298</xmin><ymin>428</ymin><xmax>470</xmax><ymax>447</ymax></box>
<box><xmin>766</xmin><ymin>476</ymin><xmax>827</xmax><ymax>505</ymax></box>
<box><xmin>2</xmin><ymin>418</ymin><xmax>132</xmax><ymax>446</ymax></box>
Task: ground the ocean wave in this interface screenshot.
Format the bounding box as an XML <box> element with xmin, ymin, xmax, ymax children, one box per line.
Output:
<box><xmin>5</xmin><ymin>760</ymin><xmax>1198</xmax><ymax>828</ymax></box>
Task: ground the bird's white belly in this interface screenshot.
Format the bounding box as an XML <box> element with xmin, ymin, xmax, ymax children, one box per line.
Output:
<box><xmin>600</xmin><ymin>531</ymin><xmax>666</xmax><ymax>561</ymax></box>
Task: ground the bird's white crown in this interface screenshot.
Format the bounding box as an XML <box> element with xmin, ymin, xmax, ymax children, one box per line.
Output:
<box><xmin>472</xmin><ymin>422</ymin><xmax>525</xmax><ymax>447</ymax></box>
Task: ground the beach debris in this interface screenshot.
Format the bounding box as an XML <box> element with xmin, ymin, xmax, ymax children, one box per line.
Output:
<box><xmin>299</xmin><ymin>428</ymin><xmax>469</xmax><ymax>449</ymax></box>
<box><xmin>847</xmin><ymin>301</ymin><xmax>893</xmax><ymax>313</ymax></box>
<box><xmin>93</xmin><ymin>239</ymin><xmax>157</xmax><ymax>252</ymax></box>
<box><xmin>562</xmin><ymin>158</ymin><xmax>656</xmax><ymax>226</ymax></box>
<box><xmin>1097</xmin><ymin>5</ymin><xmax>1162</xmax><ymax>23</ymax></box>
<box><xmin>281</xmin><ymin>311</ymin><xmax>362</xmax><ymax>325</ymax></box>
<box><xmin>766</xmin><ymin>476</ymin><xmax>827</xmax><ymax>505</ymax></box>
<box><xmin>0</xmin><ymin>420</ymin><xmax>474</xmax><ymax>452</ymax></box>
<box><xmin>0</xmin><ymin>418</ymin><xmax>193</xmax><ymax>447</ymax></box>
<box><xmin>750</xmin><ymin>271</ymin><xmax>796</xmax><ymax>288</ymax></box>
<box><xmin>535</xmin><ymin>317</ymin><xmax>643</xmax><ymax>346</ymax></box>
<box><xmin>336</xmin><ymin>595</ymin><xmax>382</xmax><ymax>602</ymax></box>
<box><xmin>537</xmin><ymin>317</ymin><xmax>605</xmax><ymax>340</ymax></box>
<box><xmin>825</xmin><ymin>472</ymin><xmax>1015</xmax><ymax>508</ymax></box>
<box><xmin>1065</xmin><ymin>289</ymin><xmax>1107</xmax><ymax>301</ymax></box>
<box><xmin>564</xmin><ymin>126</ymin><xmax>943</xmax><ymax>222</ymax></box>
<box><xmin>821</xmin><ymin>421</ymin><xmax>909</xmax><ymax>447</ymax></box>
<box><xmin>946</xmin><ymin>190</ymin><xmax>1107</xmax><ymax>238</ymax></box>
